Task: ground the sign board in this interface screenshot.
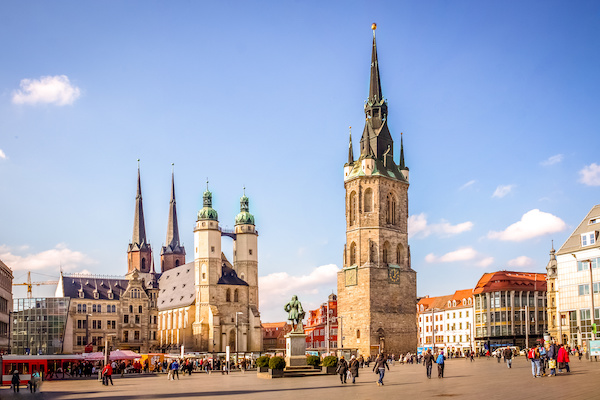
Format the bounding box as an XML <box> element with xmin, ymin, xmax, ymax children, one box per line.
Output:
<box><xmin>590</xmin><ymin>340</ymin><xmax>600</xmax><ymax>356</ymax></box>
<box><xmin>180</xmin><ymin>345</ymin><xmax>184</xmax><ymax>358</ymax></box>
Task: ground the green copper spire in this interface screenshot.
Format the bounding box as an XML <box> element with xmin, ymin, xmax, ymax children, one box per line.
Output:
<box><xmin>235</xmin><ymin>187</ymin><xmax>255</xmax><ymax>226</ymax></box>
<box><xmin>197</xmin><ymin>180</ymin><xmax>218</xmax><ymax>221</ymax></box>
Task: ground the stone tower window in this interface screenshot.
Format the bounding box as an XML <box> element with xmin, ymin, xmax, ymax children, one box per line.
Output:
<box><xmin>349</xmin><ymin>191</ymin><xmax>357</xmax><ymax>226</ymax></box>
<box><xmin>364</xmin><ymin>188</ymin><xmax>373</xmax><ymax>212</ymax></box>
<box><xmin>383</xmin><ymin>242</ymin><xmax>390</xmax><ymax>264</ymax></box>
<box><xmin>386</xmin><ymin>194</ymin><xmax>397</xmax><ymax>225</ymax></box>
<box><xmin>356</xmin><ymin>329</ymin><xmax>361</xmax><ymax>339</ymax></box>
<box><xmin>396</xmin><ymin>244</ymin><xmax>404</xmax><ymax>264</ymax></box>
<box><xmin>234</xmin><ymin>289</ymin><xmax>239</xmax><ymax>302</ymax></box>
<box><xmin>350</xmin><ymin>242</ymin><xmax>357</xmax><ymax>265</ymax></box>
<box><xmin>226</xmin><ymin>289</ymin><xmax>231</xmax><ymax>302</ymax></box>
<box><xmin>175</xmin><ymin>259</ymin><xmax>180</xmax><ymax>267</ymax></box>
<box><xmin>141</xmin><ymin>258</ymin><xmax>146</xmax><ymax>271</ymax></box>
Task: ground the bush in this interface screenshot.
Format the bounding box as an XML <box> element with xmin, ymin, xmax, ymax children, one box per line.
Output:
<box><xmin>256</xmin><ymin>355</ymin><xmax>270</xmax><ymax>368</ymax></box>
<box><xmin>268</xmin><ymin>356</ymin><xmax>286</xmax><ymax>370</ymax></box>
<box><xmin>306</xmin><ymin>355</ymin><xmax>321</xmax><ymax>367</ymax></box>
<box><xmin>322</xmin><ymin>356</ymin><xmax>338</xmax><ymax>367</ymax></box>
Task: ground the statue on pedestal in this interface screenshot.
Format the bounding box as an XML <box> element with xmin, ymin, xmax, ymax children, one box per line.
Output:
<box><xmin>284</xmin><ymin>295</ymin><xmax>305</xmax><ymax>333</ymax></box>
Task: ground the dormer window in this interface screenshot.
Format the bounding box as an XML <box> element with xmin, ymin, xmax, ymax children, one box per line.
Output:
<box><xmin>108</xmin><ymin>292</ymin><xmax>114</xmax><ymax>300</ymax></box>
<box><xmin>589</xmin><ymin>218</ymin><xmax>599</xmax><ymax>225</ymax></box>
<box><xmin>581</xmin><ymin>232</ymin><xmax>597</xmax><ymax>247</ymax></box>
<box><xmin>93</xmin><ymin>291</ymin><xmax>99</xmax><ymax>299</ymax></box>
<box><xmin>78</xmin><ymin>290</ymin><xmax>84</xmax><ymax>298</ymax></box>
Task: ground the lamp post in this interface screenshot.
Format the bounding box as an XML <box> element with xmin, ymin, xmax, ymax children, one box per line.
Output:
<box><xmin>86</xmin><ymin>313</ymin><xmax>92</xmax><ymax>348</ymax></box>
<box><xmin>235</xmin><ymin>312</ymin><xmax>243</xmax><ymax>367</ymax></box>
<box><xmin>104</xmin><ymin>334</ymin><xmax>117</xmax><ymax>366</ymax></box>
<box><xmin>326</xmin><ymin>300</ymin><xmax>330</xmax><ymax>355</ymax></box>
<box><xmin>337</xmin><ymin>316</ymin><xmax>344</xmax><ymax>354</ymax></box>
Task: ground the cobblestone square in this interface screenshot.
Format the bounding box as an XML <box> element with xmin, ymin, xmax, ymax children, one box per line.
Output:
<box><xmin>2</xmin><ymin>357</ymin><xmax>599</xmax><ymax>400</ymax></box>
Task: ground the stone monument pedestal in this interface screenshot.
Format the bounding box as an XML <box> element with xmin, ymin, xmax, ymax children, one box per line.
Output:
<box><xmin>285</xmin><ymin>331</ymin><xmax>307</xmax><ymax>367</ymax></box>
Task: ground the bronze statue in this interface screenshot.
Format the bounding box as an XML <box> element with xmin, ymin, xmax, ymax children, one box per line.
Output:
<box><xmin>284</xmin><ymin>295</ymin><xmax>305</xmax><ymax>332</ymax></box>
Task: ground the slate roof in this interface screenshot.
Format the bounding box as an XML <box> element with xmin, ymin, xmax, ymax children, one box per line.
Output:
<box><xmin>473</xmin><ymin>271</ymin><xmax>546</xmax><ymax>294</ymax></box>
<box><xmin>57</xmin><ymin>274</ymin><xmax>130</xmax><ymax>300</ymax></box>
<box><xmin>158</xmin><ymin>262</ymin><xmax>196</xmax><ymax>311</ymax></box>
<box><xmin>557</xmin><ymin>204</ymin><xmax>600</xmax><ymax>256</ymax></box>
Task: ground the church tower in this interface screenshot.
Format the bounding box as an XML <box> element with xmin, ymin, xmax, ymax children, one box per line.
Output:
<box><xmin>160</xmin><ymin>169</ymin><xmax>186</xmax><ymax>272</ymax></box>
<box><xmin>192</xmin><ymin>185</ymin><xmax>222</xmax><ymax>351</ymax></box>
<box><xmin>127</xmin><ymin>165</ymin><xmax>152</xmax><ymax>274</ymax></box>
<box><xmin>337</xmin><ymin>24</ymin><xmax>417</xmax><ymax>357</ymax></box>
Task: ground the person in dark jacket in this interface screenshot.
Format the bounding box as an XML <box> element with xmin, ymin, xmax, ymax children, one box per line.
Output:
<box><xmin>12</xmin><ymin>370</ymin><xmax>21</xmax><ymax>392</ymax></box>
<box><xmin>372</xmin><ymin>353</ymin><xmax>389</xmax><ymax>386</ymax></box>
<box><xmin>503</xmin><ymin>347</ymin><xmax>513</xmax><ymax>368</ymax></box>
<box><xmin>423</xmin><ymin>349</ymin><xmax>434</xmax><ymax>379</ymax></box>
<box><xmin>336</xmin><ymin>356</ymin><xmax>348</xmax><ymax>384</ymax></box>
<box><xmin>349</xmin><ymin>355</ymin><xmax>360</xmax><ymax>384</ymax></box>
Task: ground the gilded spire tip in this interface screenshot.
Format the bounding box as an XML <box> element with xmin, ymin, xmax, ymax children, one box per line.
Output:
<box><xmin>371</xmin><ymin>23</ymin><xmax>377</xmax><ymax>30</ymax></box>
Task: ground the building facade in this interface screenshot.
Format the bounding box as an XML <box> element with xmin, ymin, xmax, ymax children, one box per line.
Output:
<box><xmin>337</xmin><ymin>25</ymin><xmax>417</xmax><ymax>357</ymax></box>
<box><xmin>555</xmin><ymin>204</ymin><xmax>600</xmax><ymax>348</ymax></box>
<box><xmin>262</xmin><ymin>322</ymin><xmax>291</xmax><ymax>351</ymax></box>
<box><xmin>417</xmin><ymin>290</ymin><xmax>474</xmax><ymax>355</ymax></box>
<box><xmin>0</xmin><ymin>259</ymin><xmax>13</xmax><ymax>353</ymax></box>
<box><xmin>305</xmin><ymin>294</ymin><xmax>338</xmax><ymax>354</ymax></box>
<box><xmin>11</xmin><ymin>297</ymin><xmax>70</xmax><ymax>355</ymax></box>
<box><xmin>158</xmin><ymin>188</ymin><xmax>262</xmax><ymax>353</ymax></box>
<box><xmin>473</xmin><ymin>271</ymin><xmax>547</xmax><ymax>352</ymax></box>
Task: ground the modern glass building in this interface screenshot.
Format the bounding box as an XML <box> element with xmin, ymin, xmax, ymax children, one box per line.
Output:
<box><xmin>12</xmin><ymin>297</ymin><xmax>70</xmax><ymax>355</ymax></box>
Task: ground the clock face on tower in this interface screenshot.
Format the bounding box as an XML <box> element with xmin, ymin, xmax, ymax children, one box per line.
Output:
<box><xmin>388</xmin><ymin>267</ymin><xmax>400</xmax><ymax>284</ymax></box>
<box><xmin>345</xmin><ymin>267</ymin><xmax>358</xmax><ymax>287</ymax></box>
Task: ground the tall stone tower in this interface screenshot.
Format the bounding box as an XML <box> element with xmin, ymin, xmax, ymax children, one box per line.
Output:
<box><xmin>127</xmin><ymin>166</ymin><xmax>152</xmax><ymax>274</ymax></box>
<box><xmin>192</xmin><ymin>186</ymin><xmax>222</xmax><ymax>351</ymax></box>
<box><xmin>160</xmin><ymin>169</ymin><xmax>186</xmax><ymax>272</ymax></box>
<box><xmin>337</xmin><ymin>24</ymin><xmax>417</xmax><ymax>357</ymax></box>
<box><xmin>233</xmin><ymin>192</ymin><xmax>262</xmax><ymax>350</ymax></box>
<box><xmin>546</xmin><ymin>244</ymin><xmax>559</xmax><ymax>342</ymax></box>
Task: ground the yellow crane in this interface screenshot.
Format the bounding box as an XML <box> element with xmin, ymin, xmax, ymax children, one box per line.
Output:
<box><xmin>12</xmin><ymin>271</ymin><xmax>59</xmax><ymax>299</ymax></box>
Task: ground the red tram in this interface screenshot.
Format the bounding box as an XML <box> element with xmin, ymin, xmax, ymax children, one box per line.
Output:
<box><xmin>1</xmin><ymin>354</ymin><xmax>84</xmax><ymax>386</ymax></box>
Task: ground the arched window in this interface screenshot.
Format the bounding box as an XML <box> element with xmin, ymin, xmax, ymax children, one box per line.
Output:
<box><xmin>234</xmin><ymin>289</ymin><xmax>239</xmax><ymax>302</ymax></box>
<box><xmin>386</xmin><ymin>194</ymin><xmax>396</xmax><ymax>224</ymax></box>
<box><xmin>383</xmin><ymin>242</ymin><xmax>390</xmax><ymax>264</ymax></box>
<box><xmin>139</xmin><ymin>305</ymin><xmax>143</xmax><ymax>313</ymax></box>
<box><xmin>356</xmin><ymin>329</ymin><xmax>361</xmax><ymax>339</ymax></box>
<box><xmin>349</xmin><ymin>191</ymin><xmax>357</xmax><ymax>226</ymax></box>
<box><xmin>226</xmin><ymin>289</ymin><xmax>231</xmax><ymax>302</ymax></box>
<box><xmin>364</xmin><ymin>188</ymin><xmax>373</xmax><ymax>212</ymax></box>
<box><xmin>201</xmin><ymin>264</ymin><xmax>207</xmax><ymax>281</ymax></box>
<box><xmin>141</xmin><ymin>258</ymin><xmax>146</xmax><ymax>271</ymax></box>
<box><xmin>350</xmin><ymin>242</ymin><xmax>357</xmax><ymax>265</ymax></box>
<box><xmin>175</xmin><ymin>259</ymin><xmax>180</xmax><ymax>267</ymax></box>
<box><xmin>396</xmin><ymin>244</ymin><xmax>404</xmax><ymax>264</ymax></box>
<box><xmin>129</xmin><ymin>305</ymin><xmax>133</xmax><ymax>313</ymax></box>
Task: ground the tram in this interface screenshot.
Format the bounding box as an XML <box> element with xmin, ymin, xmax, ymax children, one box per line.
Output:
<box><xmin>1</xmin><ymin>354</ymin><xmax>84</xmax><ymax>386</ymax></box>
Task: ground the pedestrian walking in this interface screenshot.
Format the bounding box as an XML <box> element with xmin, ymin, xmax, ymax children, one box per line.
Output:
<box><xmin>171</xmin><ymin>360</ymin><xmax>180</xmax><ymax>380</ymax></box>
<box><xmin>336</xmin><ymin>356</ymin><xmax>348</xmax><ymax>384</ymax></box>
<box><xmin>11</xmin><ymin>370</ymin><xmax>21</xmax><ymax>393</ymax></box>
<box><xmin>528</xmin><ymin>345</ymin><xmax>542</xmax><ymax>377</ymax></box>
<box><xmin>372</xmin><ymin>353</ymin><xmax>389</xmax><ymax>386</ymax></box>
<box><xmin>557</xmin><ymin>344</ymin><xmax>569</xmax><ymax>373</ymax></box>
<box><xmin>503</xmin><ymin>347</ymin><xmax>513</xmax><ymax>369</ymax></box>
<box><xmin>435</xmin><ymin>350</ymin><xmax>446</xmax><ymax>378</ymax></box>
<box><xmin>423</xmin><ymin>349</ymin><xmax>434</xmax><ymax>379</ymax></box>
<box><xmin>102</xmin><ymin>363</ymin><xmax>114</xmax><ymax>386</ymax></box>
<box><xmin>349</xmin><ymin>355</ymin><xmax>359</xmax><ymax>384</ymax></box>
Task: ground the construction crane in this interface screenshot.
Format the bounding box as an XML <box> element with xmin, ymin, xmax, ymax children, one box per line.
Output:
<box><xmin>12</xmin><ymin>271</ymin><xmax>59</xmax><ymax>299</ymax></box>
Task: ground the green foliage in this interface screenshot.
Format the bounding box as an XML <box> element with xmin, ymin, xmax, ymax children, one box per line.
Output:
<box><xmin>322</xmin><ymin>355</ymin><xmax>338</xmax><ymax>367</ymax></box>
<box><xmin>256</xmin><ymin>355</ymin><xmax>270</xmax><ymax>368</ymax></box>
<box><xmin>306</xmin><ymin>355</ymin><xmax>321</xmax><ymax>367</ymax></box>
<box><xmin>268</xmin><ymin>356</ymin><xmax>286</xmax><ymax>370</ymax></box>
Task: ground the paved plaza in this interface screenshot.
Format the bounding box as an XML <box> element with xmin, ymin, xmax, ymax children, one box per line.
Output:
<box><xmin>2</xmin><ymin>357</ymin><xmax>600</xmax><ymax>400</ymax></box>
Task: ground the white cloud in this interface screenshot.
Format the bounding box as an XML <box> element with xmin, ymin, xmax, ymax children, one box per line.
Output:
<box><xmin>409</xmin><ymin>213</ymin><xmax>473</xmax><ymax>239</ymax></box>
<box><xmin>0</xmin><ymin>149</ymin><xmax>6</xmax><ymax>159</ymax></box>
<box><xmin>487</xmin><ymin>209</ymin><xmax>567</xmax><ymax>242</ymax></box>
<box><xmin>425</xmin><ymin>247</ymin><xmax>478</xmax><ymax>263</ymax></box>
<box><xmin>507</xmin><ymin>256</ymin><xmax>534</xmax><ymax>267</ymax></box>
<box><xmin>12</xmin><ymin>75</ymin><xmax>81</xmax><ymax>106</ymax></box>
<box><xmin>492</xmin><ymin>184</ymin><xmax>514</xmax><ymax>198</ymax></box>
<box><xmin>476</xmin><ymin>257</ymin><xmax>494</xmax><ymax>268</ymax></box>
<box><xmin>540</xmin><ymin>154</ymin><xmax>563</xmax><ymax>166</ymax></box>
<box><xmin>0</xmin><ymin>243</ymin><xmax>95</xmax><ymax>272</ymax></box>
<box><xmin>459</xmin><ymin>180</ymin><xmax>476</xmax><ymax>190</ymax></box>
<box><xmin>579</xmin><ymin>163</ymin><xmax>600</xmax><ymax>186</ymax></box>
<box><xmin>259</xmin><ymin>264</ymin><xmax>339</xmax><ymax>322</ymax></box>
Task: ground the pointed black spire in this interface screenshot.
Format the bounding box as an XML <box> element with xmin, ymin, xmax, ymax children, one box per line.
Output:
<box><xmin>399</xmin><ymin>133</ymin><xmax>406</xmax><ymax>170</ymax></box>
<box><xmin>348</xmin><ymin>126</ymin><xmax>354</xmax><ymax>164</ymax></box>
<box><xmin>131</xmin><ymin>161</ymin><xmax>149</xmax><ymax>250</ymax></box>
<box><xmin>369</xmin><ymin>23</ymin><xmax>383</xmax><ymax>105</ymax></box>
<box><xmin>165</xmin><ymin>167</ymin><xmax>180</xmax><ymax>249</ymax></box>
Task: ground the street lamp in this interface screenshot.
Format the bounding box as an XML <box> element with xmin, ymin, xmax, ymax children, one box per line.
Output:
<box><xmin>86</xmin><ymin>313</ymin><xmax>92</xmax><ymax>349</ymax></box>
<box><xmin>104</xmin><ymin>334</ymin><xmax>117</xmax><ymax>366</ymax></box>
<box><xmin>235</xmin><ymin>312</ymin><xmax>243</xmax><ymax>367</ymax></box>
<box><xmin>337</xmin><ymin>316</ymin><xmax>344</xmax><ymax>354</ymax></box>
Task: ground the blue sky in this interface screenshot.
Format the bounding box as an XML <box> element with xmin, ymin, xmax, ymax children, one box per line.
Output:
<box><xmin>1</xmin><ymin>1</ymin><xmax>599</xmax><ymax>322</ymax></box>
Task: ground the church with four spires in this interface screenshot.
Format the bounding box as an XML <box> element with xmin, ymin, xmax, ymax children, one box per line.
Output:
<box><xmin>56</xmin><ymin>168</ymin><xmax>262</xmax><ymax>354</ymax></box>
